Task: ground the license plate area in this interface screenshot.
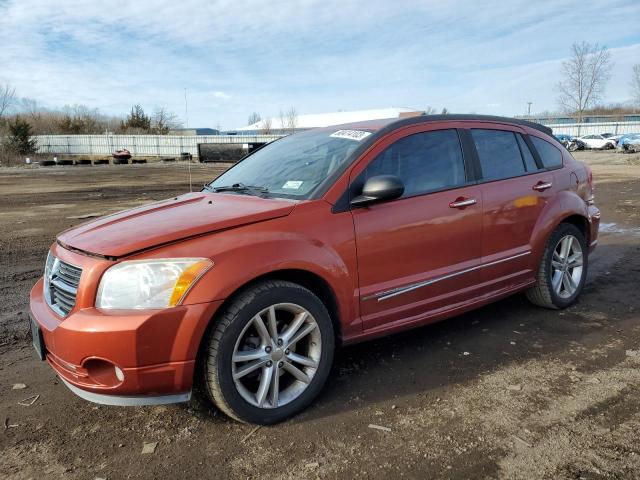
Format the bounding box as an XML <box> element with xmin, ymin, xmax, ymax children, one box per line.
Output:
<box><xmin>30</xmin><ymin>316</ymin><xmax>46</xmax><ymax>361</ymax></box>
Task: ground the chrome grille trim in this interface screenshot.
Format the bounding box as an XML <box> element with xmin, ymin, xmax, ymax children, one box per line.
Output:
<box><xmin>44</xmin><ymin>255</ymin><xmax>82</xmax><ymax>317</ymax></box>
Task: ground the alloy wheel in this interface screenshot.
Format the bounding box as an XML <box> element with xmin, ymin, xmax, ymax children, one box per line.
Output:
<box><xmin>550</xmin><ymin>234</ymin><xmax>584</xmax><ymax>299</ymax></box>
<box><xmin>231</xmin><ymin>303</ymin><xmax>321</xmax><ymax>409</ymax></box>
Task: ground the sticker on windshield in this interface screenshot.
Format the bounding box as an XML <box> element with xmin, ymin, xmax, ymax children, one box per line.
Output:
<box><xmin>282</xmin><ymin>180</ymin><xmax>304</xmax><ymax>189</ymax></box>
<box><xmin>330</xmin><ymin>130</ymin><xmax>372</xmax><ymax>141</ymax></box>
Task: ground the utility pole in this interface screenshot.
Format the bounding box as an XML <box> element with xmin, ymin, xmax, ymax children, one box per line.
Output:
<box><xmin>184</xmin><ymin>88</ymin><xmax>189</xmax><ymax>128</ymax></box>
<box><xmin>526</xmin><ymin>102</ymin><xmax>532</xmax><ymax>117</ymax></box>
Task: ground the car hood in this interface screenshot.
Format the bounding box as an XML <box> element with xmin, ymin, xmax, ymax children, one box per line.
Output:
<box><xmin>57</xmin><ymin>192</ymin><xmax>297</xmax><ymax>258</ymax></box>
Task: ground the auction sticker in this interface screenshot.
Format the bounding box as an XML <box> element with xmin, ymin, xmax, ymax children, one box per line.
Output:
<box><xmin>330</xmin><ymin>130</ymin><xmax>372</xmax><ymax>141</ymax></box>
<box><xmin>282</xmin><ymin>180</ymin><xmax>304</xmax><ymax>189</ymax></box>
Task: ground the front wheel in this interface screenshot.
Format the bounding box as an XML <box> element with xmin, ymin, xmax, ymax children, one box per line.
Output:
<box><xmin>526</xmin><ymin>223</ymin><xmax>588</xmax><ymax>309</ymax></box>
<box><xmin>203</xmin><ymin>280</ymin><xmax>335</xmax><ymax>424</ymax></box>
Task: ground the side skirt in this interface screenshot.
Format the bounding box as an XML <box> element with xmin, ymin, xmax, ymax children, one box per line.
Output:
<box><xmin>344</xmin><ymin>280</ymin><xmax>536</xmax><ymax>345</ymax></box>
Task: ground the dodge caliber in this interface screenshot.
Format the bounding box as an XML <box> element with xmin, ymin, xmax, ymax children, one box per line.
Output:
<box><xmin>29</xmin><ymin>115</ymin><xmax>600</xmax><ymax>424</ymax></box>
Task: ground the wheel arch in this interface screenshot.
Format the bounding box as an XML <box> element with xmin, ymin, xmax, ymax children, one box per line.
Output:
<box><xmin>559</xmin><ymin>213</ymin><xmax>590</xmax><ymax>246</ymax></box>
<box><xmin>530</xmin><ymin>191</ymin><xmax>590</xmax><ymax>261</ymax></box>
<box><xmin>192</xmin><ymin>268</ymin><xmax>344</xmax><ymax>395</ymax></box>
<box><xmin>196</xmin><ymin>268</ymin><xmax>343</xmax><ymax>355</ymax></box>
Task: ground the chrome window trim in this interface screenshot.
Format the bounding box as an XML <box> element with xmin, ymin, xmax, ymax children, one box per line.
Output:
<box><xmin>365</xmin><ymin>251</ymin><xmax>531</xmax><ymax>302</ymax></box>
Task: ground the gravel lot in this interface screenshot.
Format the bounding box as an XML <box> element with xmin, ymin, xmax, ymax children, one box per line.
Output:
<box><xmin>1</xmin><ymin>151</ymin><xmax>640</xmax><ymax>479</ymax></box>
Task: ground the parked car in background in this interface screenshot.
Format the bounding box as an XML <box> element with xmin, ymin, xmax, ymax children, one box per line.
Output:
<box><xmin>554</xmin><ymin>134</ymin><xmax>586</xmax><ymax>152</ymax></box>
<box><xmin>578</xmin><ymin>134</ymin><xmax>617</xmax><ymax>150</ymax></box>
<box><xmin>30</xmin><ymin>114</ymin><xmax>600</xmax><ymax>424</ymax></box>
<box><xmin>617</xmin><ymin>133</ymin><xmax>640</xmax><ymax>153</ymax></box>
<box><xmin>554</xmin><ymin>133</ymin><xmax>573</xmax><ymax>144</ymax></box>
<box><xmin>566</xmin><ymin>138</ymin><xmax>587</xmax><ymax>152</ymax></box>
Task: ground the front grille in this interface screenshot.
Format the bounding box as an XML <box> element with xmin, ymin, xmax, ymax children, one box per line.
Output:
<box><xmin>44</xmin><ymin>254</ymin><xmax>82</xmax><ymax>317</ymax></box>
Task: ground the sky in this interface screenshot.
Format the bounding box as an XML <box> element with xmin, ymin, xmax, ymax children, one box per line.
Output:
<box><xmin>1</xmin><ymin>0</ymin><xmax>639</xmax><ymax>129</ymax></box>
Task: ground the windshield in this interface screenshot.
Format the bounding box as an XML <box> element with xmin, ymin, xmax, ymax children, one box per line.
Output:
<box><xmin>207</xmin><ymin>129</ymin><xmax>369</xmax><ymax>199</ymax></box>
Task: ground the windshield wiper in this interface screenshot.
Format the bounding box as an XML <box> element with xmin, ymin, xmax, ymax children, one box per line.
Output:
<box><xmin>208</xmin><ymin>183</ymin><xmax>269</xmax><ymax>194</ymax></box>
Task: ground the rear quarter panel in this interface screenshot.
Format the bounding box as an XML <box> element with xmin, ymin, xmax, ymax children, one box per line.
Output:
<box><xmin>523</xmin><ymin>126</ymin><xmax>593</xmax><ymax>261</ymax></box>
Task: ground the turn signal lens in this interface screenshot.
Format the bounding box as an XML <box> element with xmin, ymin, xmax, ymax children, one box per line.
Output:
<box><xmin>168</xmin><ymin>259</ymin><xmax>214</xmax><ymax>306</ymax></box>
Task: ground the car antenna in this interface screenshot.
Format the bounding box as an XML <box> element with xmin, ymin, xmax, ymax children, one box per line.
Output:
<box><xmin>188</xmin><ymin>154</ymin><xmax>193</xmax><ymax>192</ymax></box>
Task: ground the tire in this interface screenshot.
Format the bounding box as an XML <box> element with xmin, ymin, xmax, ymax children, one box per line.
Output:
<box><xmin>203</xmin><ymin>280</ymin><xmax>335</xmax><ymax>424</ymax></box>
<box><xmin>526</xmin><ymin>223</ymin><xmax>588</xmax><ymax>309</ymax></box>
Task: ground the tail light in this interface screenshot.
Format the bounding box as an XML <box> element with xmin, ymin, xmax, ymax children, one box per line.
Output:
<box><xmin>585</xmin><ymin>164</ymin><xmax>595</xmax><ymax>205</ymax></box>
<box><xmin>586</xmin><ymin>164</ymin><xmax>593</xmax><ymax>187</ymax></box>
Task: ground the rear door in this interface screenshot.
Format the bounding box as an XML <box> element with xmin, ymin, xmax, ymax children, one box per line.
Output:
<box><xmin>467</xmin><ymin>125</ymin><xmax>557</xmax><ymax>292</ymax></box>
<box><xmin>350</xmin><ymin>126</ymin><xmax>483</xmax><ymax>332</ymax></box>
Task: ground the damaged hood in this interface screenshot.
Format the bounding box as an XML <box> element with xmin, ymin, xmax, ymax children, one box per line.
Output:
<box><xmin>57</xmin><ymin>192</ymin><xmax>296</xmax><ymax>257</ymax></box>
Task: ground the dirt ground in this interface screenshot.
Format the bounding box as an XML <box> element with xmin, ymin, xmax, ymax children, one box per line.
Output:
<box><xmin>1</xmin><ymin>152</ymin><xmax>640</xmax><ymax>479</ymax></box>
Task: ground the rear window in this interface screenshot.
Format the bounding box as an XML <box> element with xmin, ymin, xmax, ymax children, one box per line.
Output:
<box><xmin>530</xmin><ymin>136</ymin><xmax>563</xmax><ymax>168</ymax></box>
<box><xmin>471</xmin><ymin>129</ymin><xmax>525</xmax><ymax>181</ymax></box>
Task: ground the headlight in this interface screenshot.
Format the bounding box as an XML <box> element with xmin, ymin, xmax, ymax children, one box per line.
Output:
<box><xmin>96</xmin><ymin>258</ymin><xmax>213</xmax><ymax>309</ymax></box>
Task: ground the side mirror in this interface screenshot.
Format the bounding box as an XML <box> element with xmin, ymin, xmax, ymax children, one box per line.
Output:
<box><xmin>350</xmin><ymin>175</ymin><xmax>404</xmax><ymax>207</ymax></box>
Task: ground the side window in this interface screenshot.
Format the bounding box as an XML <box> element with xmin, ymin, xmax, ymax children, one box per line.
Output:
<box><xmin>364</xmin><ymin>129</ymin><xmax>466</xmax><ymax>197</ymax></box>
<box><xmin>471</xmin><ymin>129</ymin><xmax>526</xmax><ymax>181</ymax></box>
<box><xmin>530</xmin><ymin>136</ymin><xmax>563</xmax><ymax>168</ymax></box>
<box><xmin>516</xmin><ymin>134</ymin><xmax>539</xmax><ymax>172</ymax></box>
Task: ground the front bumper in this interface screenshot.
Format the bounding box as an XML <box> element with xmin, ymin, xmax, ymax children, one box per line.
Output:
<box><xmin>30</xmin><ymin>277</ymin><xmax>222</xmax><ymax>406</ymax></box>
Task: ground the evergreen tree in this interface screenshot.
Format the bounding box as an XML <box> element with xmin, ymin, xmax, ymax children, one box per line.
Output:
<box><xmin>120</xmin><ymin>104</ymin><xmax>151</xmax><ymax>132</ymax></box>
<box><xmin>7</xmin><ymin>116</ymin><xmax>37</xmax><ymax>155</ymax></box>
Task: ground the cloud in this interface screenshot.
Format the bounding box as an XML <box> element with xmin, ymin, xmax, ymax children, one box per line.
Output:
<box><xmin>1</xmin><ymin>0</ymin><xmax>639</xmax><ymax>128</ymax></box>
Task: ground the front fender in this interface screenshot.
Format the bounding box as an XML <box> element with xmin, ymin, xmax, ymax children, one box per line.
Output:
<box><xmin>139</xmin><ymin>201</ymin><xmax>359</xmax><ymax>338</ymax></box>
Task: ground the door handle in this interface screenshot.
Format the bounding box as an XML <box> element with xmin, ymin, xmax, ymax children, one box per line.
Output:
<box><xmin>449</xmin><ymin>197</ymin><xmax>477</xmax><ymax>208</ymax></box>
<box><xmin>533</xmin><ymin>181</ymin><xmax>552</xmax><ymax>191</ymax></box>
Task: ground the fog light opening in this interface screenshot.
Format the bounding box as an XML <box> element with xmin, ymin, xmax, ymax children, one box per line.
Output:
<box><xmin>114</xmin><ymin>366</ymin><xmax>124</xmax><ymax>382</ymax></box>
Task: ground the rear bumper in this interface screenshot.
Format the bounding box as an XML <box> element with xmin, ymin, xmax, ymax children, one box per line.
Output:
<box><xmin>30</xmin><ymin>277</ymin><xmax>222</xmax><ymax>404</ymax></box>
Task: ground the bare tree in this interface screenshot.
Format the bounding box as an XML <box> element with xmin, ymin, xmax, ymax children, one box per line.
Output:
<box><xmin>20</xmin><ymin>97</ymin><xmax>41</xmax><ymax>121</ymax></box>
<box><xmin>0</xmin><ymin>82</ymin><xmax>17</xmax><ymax>118</ymax></box>
<box><xmin>279</xmin><ymin>110</ymin><xmax>286</xmax><ymax>130</ymax></box>
<box><xmin>556</xmin><ymin>42</ymin><xmax>613</xmax><ymax>122</ymax></box>
<box><xmin>247</xmin><ymin>112</ymin><xmax>261</xmax><ymax>126</ymax></box>
<box><xmin>285</xmin><ymin>107</ymin><xmax>297</xmax><ymax>133</ymax></box>
<box><xmin>151</xmin><ymin>107</ymin><xmax>181</xmax><ymax>134</ymax></box>
<box><xmin>423</xmin><ymin>106</ymin><xmax>436</xmax><ymax>115</ymax></box>
<box><xmin>632</xmin><ymin>64</ymin><xmax>640</xmax><ymax>106</ymax></box>
<box><xmin>259</xmin><ymin>117</ymin><xmax>272</xmax><ymax>135</ymax></box>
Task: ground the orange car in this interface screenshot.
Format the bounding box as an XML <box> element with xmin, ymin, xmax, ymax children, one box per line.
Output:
<box><xmin>30</xmin><ymin>115</ymin><xmax>600</xmax><ymax>424</ymax></box>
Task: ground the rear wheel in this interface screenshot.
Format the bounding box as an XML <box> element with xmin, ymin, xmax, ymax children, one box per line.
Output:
<box><xmin>203</xmin><ymin>280</ymin><xmax>334</xmax><ymax>424</ymax></box>
<box><xmin>526</xmin><ymin>223</ymin><xmax>588</xmax><ymax>309</ymax></box>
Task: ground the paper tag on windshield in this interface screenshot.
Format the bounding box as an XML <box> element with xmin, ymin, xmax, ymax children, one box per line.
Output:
<box><xmin>282</xmin><ymin>180</ymin><xmax>303</xmax><ymax>189</ymax></box>
<box><xmin>330</xmin><ymin>130</ymin><xmax>372</xmax><ymax>141</ymax></box>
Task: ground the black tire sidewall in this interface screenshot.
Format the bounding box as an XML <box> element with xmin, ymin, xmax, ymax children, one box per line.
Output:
<box><xmin>545</xmin><ymin>224</ymin><xmax>588</xmax><ymax>308</ymax></box>
<box><xmin>213</xmin><ymin>284</ymin><xmax>334</xmax><ymax>424</ymax></box>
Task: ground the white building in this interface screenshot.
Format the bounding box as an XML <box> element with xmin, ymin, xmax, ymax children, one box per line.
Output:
<box><xmin>235</xmin><ymin>107</ymin><xmax>422</xmax><ymax>132</ymax></box>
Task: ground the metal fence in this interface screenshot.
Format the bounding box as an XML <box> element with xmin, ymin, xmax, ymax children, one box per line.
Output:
<box><xmin>30</xmin><ymin>122</ymin><xmax>640</xmax><ymax>157</ymax></box>
<box><xmin>32</xmin><ymin>134</ymin><xmax>283</xmax><ymax>157</ymax></box>
<box><xmin>546</xmin><ymin>121</ymin><xmax>640</xmax><ymax>137</ymax></box>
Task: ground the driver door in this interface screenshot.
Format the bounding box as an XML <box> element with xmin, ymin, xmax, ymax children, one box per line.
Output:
<box><xmin>350</xmin><ymin>127</ymin><xmax>483</xmax><ymax>332</ymax></box>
